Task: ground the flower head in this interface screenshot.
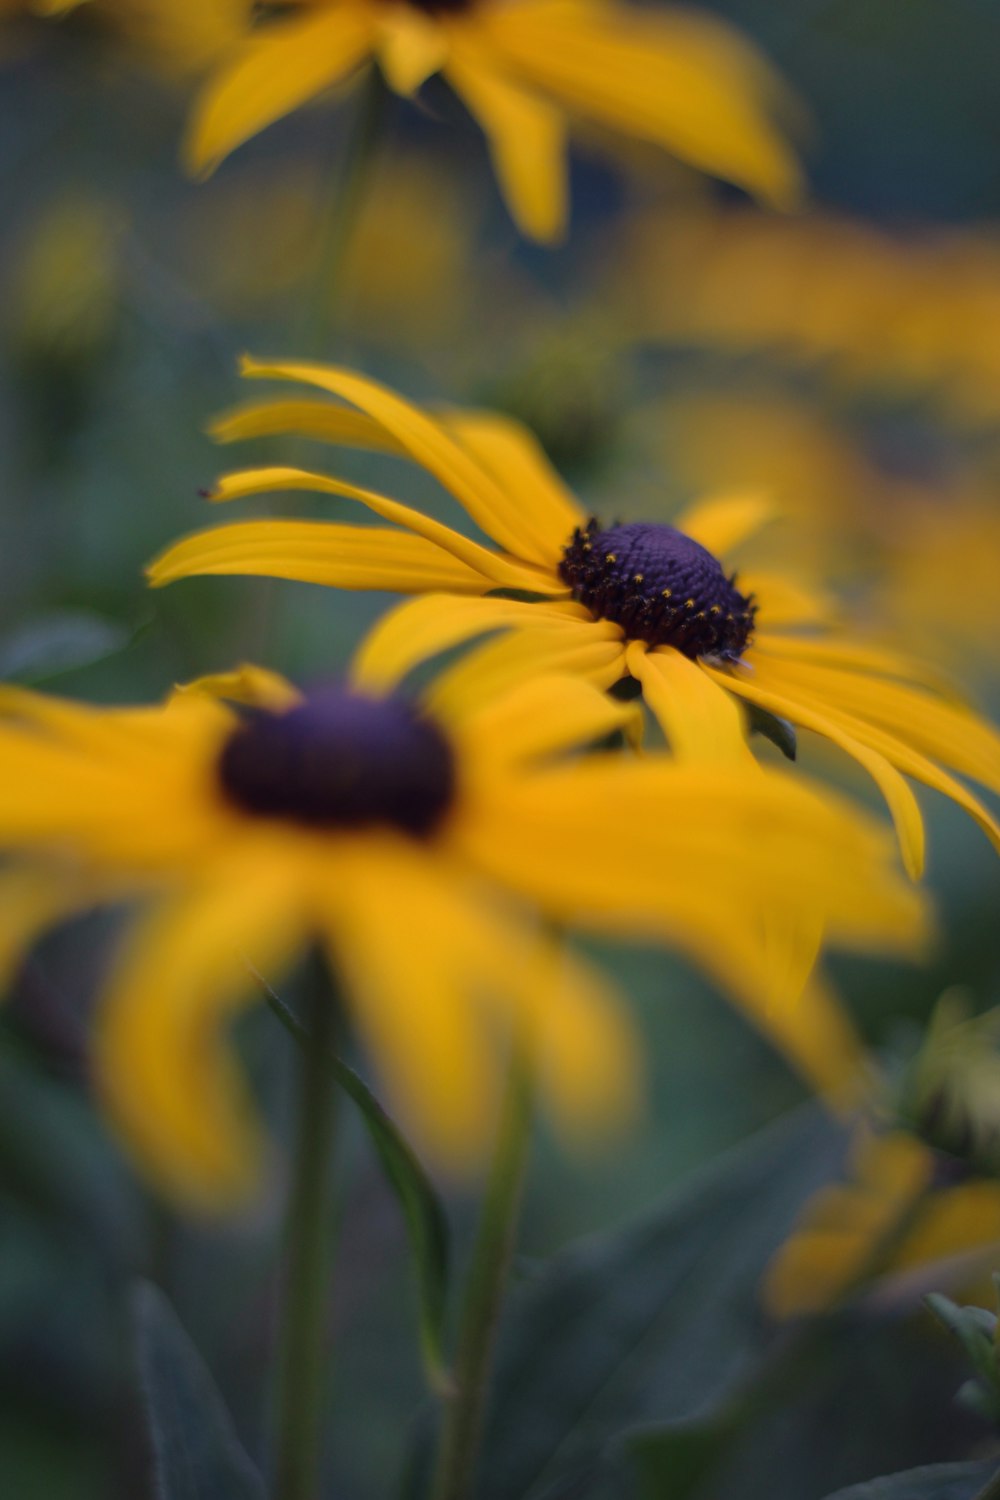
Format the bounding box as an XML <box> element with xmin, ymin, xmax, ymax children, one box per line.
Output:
<box><xmin>149</xmin><ymin>358</ymin><xmax>1000</xmax><ymax>881</ymax></box>
<box><xmin>183</xmin><ymin>0</ymin><xmax>801</xmax><ymax>240</ymax></box>
<box><xmin>0</xmin><ymin>667</ymin><xmax>924</xmax><ymax>1209</ymax></box>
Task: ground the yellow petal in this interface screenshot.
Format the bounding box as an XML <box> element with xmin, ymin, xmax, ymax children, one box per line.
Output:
<box><xmin>484</xmin><ymin>0</ymin><xmax>802</xmax><ymax>208</ymax></box>
<box><xmin>376</xmin><ymin>5</ymin><xmax>448</xmax><ymax>94</ymax></box>
<box><xmin>744</xmin><ymin>570</ymin><xmax>839</xmax><ymax>629</ymax></box>
<box><xmin>442</xmin><ymin>409</ymin><xmax>584</xmax><ymax>563</ymax></box>
<box><xmin>762</xmin><ymin>656</ymin><xmax>1000</xmax><ymax>796</ymax></box>
<box><xmin>238</xmin><ymin>357</ymin><xmax>563</xmax><ymax>567</ymax></box>
<box><xmin>353</xmin><ymin>591</ymin><xmax>580</xmax><ymax>690</ymax></box>
<box><xmin>147</xmin><ymin>519</ymin><xmax>495</xmax><ymax>593</ymax></box>
<box><xmin>210</xmin><ymin>398</ymin><xmax>401</xmax><ymax>453</ymax></box>
<box><xmin>184</xmin><ymin>10</ymin><xmax>376</xmax><ymax>177</ymax></box>
<box><xmin>427</xmin><ymin>618</ymin><xmax>627</xmax><ymax>718</ymax></box>
<box><xmin>454</xmin><ymin>671</ymin><xmax>643</xmax><ymax>769</ymax></box>
<box><xmin>628</xmin><ymin>642</ymin><xmax>752</xmax><ymax>764</ymax></box>
<box><xmin>673</xmin><ymin>490</ymin><xmax>775</xmax><ymax>557</ymax></box>
<box><xmin>446</xmin><ymin>48</ymin><xmax>568</xmax><ymax>244</ymax></box>
<box><xmin>94</xmin><ymin>854</ymin><xmax>306</xmax><ymax>1210</ymax></box>
<box><xmin>759</xmin><ymin>969</ymin><xmax>868</xmax><ymax>1106</ymax></box>
<box><xmin>321</xmin><ymin>836</ymin><xmax>638</xmax><ymax>1165</ymax></box>
<box><xmin>174</xmin><ymin>664</ymin><xmax>302</xmax><ymax>712</ymax></box>
<box><xmin>194</xmin><ymin>464</ymin><xmax>551</xmax><ymax>591</ymax></box>
<box><xmin>708</xmin><ymin>661</ymin><xmax>928</xmax><ymax>880</ymax></box>
<box><xmin>753</xmin><ymin>633</ymin><xmax>969</xmax><ymax>705</ymax></box>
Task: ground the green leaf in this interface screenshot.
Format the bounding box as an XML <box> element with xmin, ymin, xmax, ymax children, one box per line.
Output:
<box><xmin>819</xmin><ymin>1461</ymin><xmax>998</xmax><ymax>1499</ymax></box>
<box><xmin>130</xmin><ymin>1281</ymin><xmax>266</xmax><ymax>1500</ymax></box>
<box><xmin>630</xmin><ymin>1409</ymin><xmax>745</xmax><ymax>1500</ymax></box>
<box><xmin>0</xmin><ymin>609</ymin><xmax>133</xmax><ymax>683</ymax></box>
<box><xmin>927</xmin><ymin>1295</ymin><xmax>999</xmax><ymax>1386</ymax></box>
<box><xmin>259</xmin><ymin>978</ymin><xmax>451</xmax><ymax>1392</ymax></box>
<box><xmin>477</xmin><ymin>1106</ymin><xmax>844</xmax><ymax>1500</ymax></box>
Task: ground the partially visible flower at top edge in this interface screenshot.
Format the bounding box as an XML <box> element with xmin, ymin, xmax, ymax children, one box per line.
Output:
<box><xmin>147</xmin><ymin>357</ymin><xmax>1000</xmax><ymax>882</ymax></box>
<box><xmin>0</xmin><ymin>665</ymin><xmax>925</xmax><ymax>1210</ymax></box>
<box><xmin>181</xmin><ymin>0</ymin><xmax>802</xmax><ymax>241</ymax></box>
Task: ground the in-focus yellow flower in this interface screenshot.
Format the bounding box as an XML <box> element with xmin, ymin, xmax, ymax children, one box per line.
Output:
<box><xmin>149</xmin><ymin>359</ymin><xmax>1000</xmax><ymax>880</ymax></box>
<box><xmin>763</xmin><ymin>1123</ymin><xmax>1000</xmax><ymax>1320</ymax></box>
<box><xmin>184</xmin><ymin>0</ymin><xmax>801</xmax><ymax>241</ymax></box>
<box><xmin>0</xmin><ymin>667</ymin><xmax>925</xmax><ymax>1209</ymax></box>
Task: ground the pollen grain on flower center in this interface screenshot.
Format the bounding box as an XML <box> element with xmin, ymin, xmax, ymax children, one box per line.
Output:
<box><xmin>217</xmin><ymin>687</ymin><xmax>456</xmax><ymax>837</ymax></box>
<box><xmin>558</xmin><ymin>520</ymin><xmax>757</xmax><ymax>660</ymax></box>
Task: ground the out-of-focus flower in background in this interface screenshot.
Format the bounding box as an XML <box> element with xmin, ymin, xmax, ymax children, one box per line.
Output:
<box><xmin>184</xmin><ymin>0</ymin><xmax>802</xmax><ymax>240</ymax></box>
<box><xmin>149</xmin><ymin>359</ymin><xmax>1000</xmax><ymax>881</ymax></box>
<box><xmin>0</xmin><ymin>668</ymin><xmax>926</xmax><ymax>1203</ymax></box>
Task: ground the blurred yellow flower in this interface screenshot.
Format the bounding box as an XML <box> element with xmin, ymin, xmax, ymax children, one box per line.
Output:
<box><xmin>611</xmin><ymin>201</ymin><xmax>1000</xmax><ymax>422</ymax></box>
<box><xmin>0</xmin><ymin>668</ymin><xmax>926</xmax><ymax>1207</ymax></box>
<box><xmin>149</xmin><ymin>359</ymin><xmax>1000</xmax><ymax>880</ymax></box>
<box><xmin>184</xmin><ymin>0</ymin><xmax>801</xmax><ymax>241</ymax></box>
<box><xmin>763</xmin><ymin>1124</ymin><xmax>1000</xmax><ymax>1320</ymax></box>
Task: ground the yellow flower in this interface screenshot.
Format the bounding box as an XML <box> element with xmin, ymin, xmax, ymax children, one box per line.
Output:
<box><xmin>0</xmin><ymin>667</ymin><xmax>925</xmax><ymax>1209</ymax></box>
<box><xmin>763</xmin><ymin>1123</ymin><xmax>1000</xmax><ymax>1320</ymax></box>
<box><xmin>184</xmin><ymin>0</ymin><xmax>801</xmax><ymax>241</ymax></box>
<box><xmin>149</xmin><ymin>358</ymin><xmax>1000</xmax><ymax>881</ymax></box>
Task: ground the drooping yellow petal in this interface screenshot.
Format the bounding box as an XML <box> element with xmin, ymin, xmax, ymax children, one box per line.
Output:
<box><xmin>184</xmin><ymin>9</ymin><xmax>376</xmax><ymax>177</ymax></box>
<box><xmin>174</xmin><ymin>664</ymin><xmax>302</xmax><ymax>712</ymax></box>
<box><xmin>452</xmin><ymin>671</ymin><xmax>643</xmax><ymax>770</ymax></box>
<box><xmin>209</xmin><ymin>398</ymin><xmax>401</xmax><ymax>453</ymax></box>
<box><xmin>427</xmin><ymin>618</ymin><xmax>627</xmax><ymax>718</ymax></box>
<box><xmin>238</xmin><ymin>357</ymin><xmax>562</xmax><ymax>567</ymax></box>
<box><xmin>628</xmin><ymin>641</ymin><xmax>752</xmax><ymax>764</ymax></box>
<box><xmin>441</xmin><ymin>409</ymin><xmax>584</xmax><ymax>563</ymax></box>
<box><xmin>147</xmin><ymin>519</ymin><xmax>496</xmax><ymax>594</ymax></box>
<box><xmin>708</xmin><ymin>661</ymin><xmax>928</xmax><ymax>880</ymax></box>
<box><xmin>760</xmin><ymin>970</ymin><xmax>869</xmax><ymax>1107</ymax></box>
<box><xmin>761</xmin><ymin>655</ymin><xmax>1000</xmax><ymax>796</ymax></box>
<box><xmin>673</xmin><ymin>490</ymin><xmax>775</xmax><ymax>557</ymax></box>
<box><xmin>375</xmin><ymin>5</ymin><xmax>449</xmax><ymax>94</ymax></box>
<box><xmin>352</xmin><ymin>592</ymin><xmax>582</xmax><ymax>690</ymax></box>
<box><xmin>94</xmin><ymin>852</ymin><xmax>307</xmax><ymax>1210</ymax></box>
<box><xmin>320</xmin><ymin>835</ymin><xmax>638</xmax><ymax>1166</ymax></box>
<box><xmin>484</xmin><ymin>0</ymin><xmax>802</xmax><ymax>208</ymax></box>
<box><xmin>753</xmin><ymin>633</ymin><xmax>969</xmax><ymax>705</ymax></box>
<box><xmin>200</xmin><ymin>464</ymin><xmax>553</xmax><ymax>591</ymax></box>
<box><xmin>446</xmin><ymin>47</ymin><xmax>568</xmax><ymax>244</ymax></box>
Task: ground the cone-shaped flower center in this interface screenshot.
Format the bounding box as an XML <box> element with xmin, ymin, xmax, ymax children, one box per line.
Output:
<box><xmin>559</xmin><ymin>520</ymin><xmax>757</xmax><ymax>660</ymax></box>
<box><xmin>218</xmin><ymin>687</ymin><xmax>456</xmax><ymax>837</ymax></box>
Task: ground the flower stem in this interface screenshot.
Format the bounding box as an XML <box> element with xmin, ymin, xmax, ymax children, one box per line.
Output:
<box><xmin>430</xmin><ymin>1059</ymin><xmax>533</xmax><ymax>1500</ymax></box>
<box><xmin>294</xmin><ymin>64</ymin><xmax>388</xmax><ymax>357</ymax></box>
<box><xmin>273</xmin><ymin>972</ymin><xmax>339</xmax><ymax>1500</ymax></box>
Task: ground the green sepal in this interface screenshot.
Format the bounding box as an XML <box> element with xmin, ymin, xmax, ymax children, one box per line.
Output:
<box><xmin>745</xmin><ymin>701</ymin><xmax>798</xmax><ymax>761</ymax></box>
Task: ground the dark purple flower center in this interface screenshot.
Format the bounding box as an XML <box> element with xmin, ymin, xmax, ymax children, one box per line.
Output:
<box><xmin>558</xmin><ymin>520</ymin><xmax>756</xmax><ymax>660</ymax></box>
<box><xmin>217</xmin><ymin>687</ymin><xmax>456</xmax><ymax>838</ymax></box>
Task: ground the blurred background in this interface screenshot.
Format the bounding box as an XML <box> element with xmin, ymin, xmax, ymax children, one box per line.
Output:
<box><xmin>2</xmin><ymin>3</ymin><xmax>1000</xmax><ymax>1497</ymax></box>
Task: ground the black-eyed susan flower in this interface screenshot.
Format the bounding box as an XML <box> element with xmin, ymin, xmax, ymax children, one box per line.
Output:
<box><xmin>183</xmin><ymin>0</ymin><xmax>801</xmax><ymax>241</ymax></box>
<box><xmin>149</xmin><ymin>358</ymin><xmax>1000</xmax><ymax>881</ymax></box>
<box><xmin>0</xmin><ymin>666</ymin><xmax>925</xmax><ymax>1209</ymax></box>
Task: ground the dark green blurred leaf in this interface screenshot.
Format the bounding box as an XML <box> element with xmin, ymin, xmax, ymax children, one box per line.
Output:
<box><xmin>0</xmin><ymin>610</ymin><xmax>133</xmax><ymax>683</ymax></box>
<box><xmin>259</xmin><ymin>978</ymin><xmax>451</xmax><ymax>1391</ymax></box>
<box><xmin>478</xmin><ymin>1107</ymin><xmax>844</xmax><ymax>1500</ymax></box>
<box><xmin>926</xmin><ymin>1296</ymin><xmax>998</xmax><ymax>1387</ymax></box>
<box><xmin>131</xmin><ymin>1281</ymin><xmax>266</xmax><ymax>1500</ymax></box>
<box><xmin>630</xmin><ymin>1409</ymin><xmax>744</xmax><ymax>1500</ymax></box>
<box><xmin>820</xmin><ymin>1460</ymin><xmax>998</xmax><ymax>1499</ymax></box>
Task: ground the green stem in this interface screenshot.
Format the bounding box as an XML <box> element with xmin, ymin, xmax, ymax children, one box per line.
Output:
<box><xmin>430</xmin><ymin>1059</ymin><xmax>532</xmax><ymax>1500</ymax></box>
<box><xmin>273</xmin><ymin>974</ymin><xmax>339</xmax><ymax>1500</ymax></box>
<box><xmin>293</xmin><ymin>65</ymin><xmax>388</xmax><ymax>357</ymax></box>
<box><xmin>972</xmin><ymin>1464</ymin><xmax>1000</xmax><ymax>1500</ymax></box>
